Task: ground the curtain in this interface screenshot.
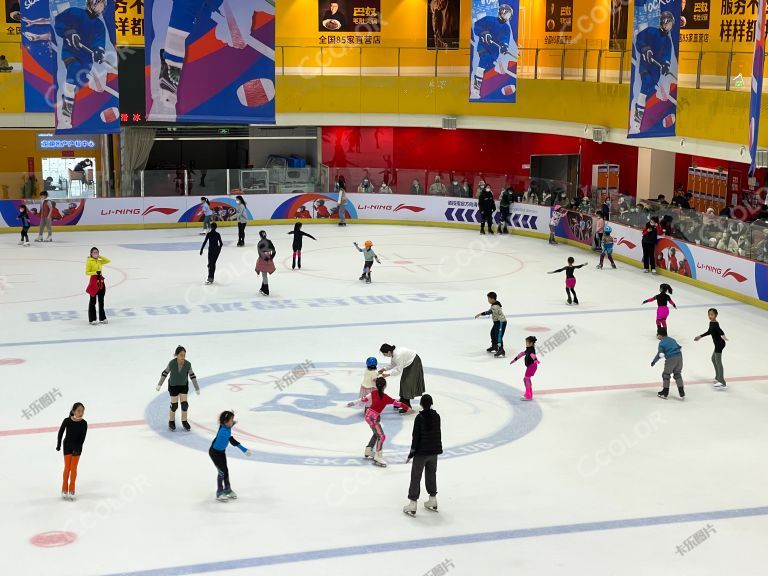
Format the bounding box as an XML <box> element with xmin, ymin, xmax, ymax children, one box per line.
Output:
<box><xmin>120</xmin><ymin>127</ymin><xmax>156</xmax><ymax>196</ymax></box>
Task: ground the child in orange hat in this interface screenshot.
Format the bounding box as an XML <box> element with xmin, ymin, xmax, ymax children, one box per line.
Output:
<box><xmin>353</xmin><ymin>240</ymin><xmax>381</xmax><ymax>283</ymax></box>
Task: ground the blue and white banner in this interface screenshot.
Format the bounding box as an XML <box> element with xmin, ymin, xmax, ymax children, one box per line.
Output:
<box><xmin>628</xmin><ymin>0</ymin><xmax>680</xmax><ymax>138</ymax></box>
<box><xmin>21</xmin><ymin>0</ymin><xmax>120</xmax><ymax>133</ymax></box>
<box><xmin>469</xmin><ymin>0</ymin><xmax>518</xmax><ymax>103</ymax></box>
<box><xmin>748</xmin><ymin>0</ymin><xmax>766</xmax><ymax>176</ymax></box>
<box><xmin>145</xmin><ymin>0</ymin><xmax>275</xmax><ymax>124</ymax></box>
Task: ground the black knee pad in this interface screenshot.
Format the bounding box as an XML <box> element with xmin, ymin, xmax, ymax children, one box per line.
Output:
<box><xmin>180</xmin><ymin>401</ymin><xmax>189</xmax><ymax>411</ymax></box>
<box><xmin>170</xmin><ymin>402</ymin><xmax>179</xmax><ymax>412</ymax></box>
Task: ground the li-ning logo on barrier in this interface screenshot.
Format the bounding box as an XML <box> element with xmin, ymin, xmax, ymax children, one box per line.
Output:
<box><xmin>616</xmin><ymin>237</ymin><xmax>637</xmax><ymax>249</ymax></box>
<box><xmin>357</xmin><ymin>204</ymin><xmax>424</xmax><ymax>212</ymax></box>
<box><xmin>145</xmin><ymin>363</ymin><xmax>541</xmax><ymax>467</ymax></box>
<box><xmin>142</xmin><ymin>206</ymin><xmax>179</xmax><ymax>216</ymax></box>
<box><xmin>393</xmin><ymin>204</ymin><xmax>424</xmax><ymax>213</ymax></box>
<box><xmin>696</xmin><ymin>263</ymin><xmax>748</xmax><ymax>283</ymax></box>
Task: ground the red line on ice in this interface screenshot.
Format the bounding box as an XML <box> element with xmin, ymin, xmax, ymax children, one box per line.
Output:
<box><xmin>536</xmin><ymin>375</ymin><xmax>768</xmax><ymax>395</ymax></box>
<box><xmin>0</xmin><ymin>419</ymin><xmax>145</xmax><ymax>437</ymax></box>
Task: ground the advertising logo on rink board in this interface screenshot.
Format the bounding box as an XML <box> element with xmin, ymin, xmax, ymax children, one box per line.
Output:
<box><xmin>145</xmin><ymin>363</ymin><xmax>542</xmax><ymax>466</ymax></box>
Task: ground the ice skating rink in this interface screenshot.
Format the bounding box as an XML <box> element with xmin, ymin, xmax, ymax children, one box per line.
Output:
<box><xmin>1</xmin><ymin>224</ymin><xmax>767</xmax><ymax>576</ymax></box>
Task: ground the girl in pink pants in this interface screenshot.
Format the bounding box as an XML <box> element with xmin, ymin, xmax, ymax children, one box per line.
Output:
<box><xmin>642</xmin><ymin>283</ymin><xmax>676</xmax><ymax>329</ymax></box>
<box><xmin>510</xmin><ymin>336</ymin><xmax>540</xmax><ymax>401</ymax></box>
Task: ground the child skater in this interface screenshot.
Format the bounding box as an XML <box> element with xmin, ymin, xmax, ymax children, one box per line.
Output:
<box><xmin>548</xmin><ymin>204</ymin><xmax>565</xmax><ymax>244</ymax></box>
<box><xmin>403</xmin><ymin>394</ymin><xmax>442</xmax><ymax>517</ymax></box>
<box><xmin>199</xmin><ymin>197</ymin><xmax>212</xmax><ymax>235</ymax></box>
<box><xmin>652</xmin><ymin>327</ymin><xmax>685</xmax><ymax>400</ymax></box>
<box><xmin>288</xmin><ymin>222</ymin><xmax>316</xmax><ymax>270</ymax></box>
<box><xmin>548</xmin><ymin>257</ymin><xmax>587</xmax><ymax>305</ymax></box>
<box><xmin>18</xmin><ymin>204</ymin><xmax>30</xmax><ymax>246</ymax></box>
<box><xmin>694</xmin><ymin>308</ymin><xmax>728</xmax><ymax>389</ymax></box>
<box><xmin>596</xmin><ymin>225</ymin><xmax>617</xmax><ymax>269</ymax></box>
<box><xmin>474</xmin><ymin>291</ymin><xmax>507</xmax><ymax>357</ymax></box>
<box><xmin>346</xmin><ymin>357</ymin><xmax>379</xmax><ymax>416</ymax></box>
<box><xmin>209</xmin><ymin>410</ymin><xmax>251</xmax><ymax>501</ymax></box>
<box><xmin>360</xmin><ymin>377</ymin><xmax>411</xmax><ymax>467</ymax></box>
<box><xmin>255</xmin><ymin>230</ymin><xmax>276</xmax><ymax>296</ymax></box>
<box><xmin>156</xmin><ymin>345</ymin><xmax>200</xmax><ymax>431</ymax></box>
<box><xmin>353</xmin><ymin>240</ymin><xmax>381</xmax><ymax>284</ymax></box>
<box><xmin>510</xmin><ymin>336</ymin><xmax>540</xmax><ymax>401</ymax></box>
<box><xmin>200</xmin><ymin>222</ymin><xmax>223</xmax><ymax>285</ymax></box>
<box><xmin>56</xmin><ymin>402</ymin><xmax>87</xmax><ymax>500</ymax></box>
<box><xmin>642</xmin><ymin>283</ymin><xmax>676</xmax><ymax>329</ymax></box>
<box><xmin>85</xmin><ymin>247</ymin><xmax>110</xmax><ymax>325</ymax></box>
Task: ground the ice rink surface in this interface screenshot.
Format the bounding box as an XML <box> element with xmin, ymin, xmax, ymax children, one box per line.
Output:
<box><xmin>0</xmin><ymin>224</ymin><xmax>766</xmax><ymax>576</ymax></box>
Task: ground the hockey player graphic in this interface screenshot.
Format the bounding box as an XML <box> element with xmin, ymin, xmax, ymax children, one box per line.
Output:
<box><xmin>630</xmin><ymin>10</ymin><xmax>676</xmax><ymax>134</ymax></box>
<box><xmin>53</xmin><ymin>0</ymin><xmax>109</xmax><ymax>129</ymax></box>
<box><xmin>470</xmin><ymin>3</ymin><xmax>517</xmax><ymax>101</ymax></box>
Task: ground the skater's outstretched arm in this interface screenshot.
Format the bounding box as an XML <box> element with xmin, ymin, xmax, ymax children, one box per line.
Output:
<box><xmin>574</xmin><ymin>263</ymin><xmax>588</xmax><ymax>269</ymax></box>
<box><xmin>642</xmin><ymin>296</ymin><xmax>656</xmax><ymax>305</ymax></box>
<box><xmin>353</xmin><ymin>242</ymin><xmax>362</xmax><ymax>252</ymax></box>
<box><xmin>303</xmin><ymin>232</ymin><xmax>317</xmax><ymax>241</ymax></box>
<box><xmin>548</xmin><ymin>267</ymin><xmax>565</xmax><ymax>274</ymax></box>
<box><xmin>509</xmin><ymin>350</ymin><xmax>526</xmax><ymax>364</ymax></box>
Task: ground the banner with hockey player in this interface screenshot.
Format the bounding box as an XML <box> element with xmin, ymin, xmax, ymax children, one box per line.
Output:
<box><xmin>145</xmin><ymin>0</ymin><xmax>275</xmax><ymax>124</ymax></box>
<box><xmin>748</xmin><ymin>0</ymin><xmax>766</xmax><ymax>176</ymax></box>
<box><xmin>469</xmin><ymin>0</ymin><xmax>518</xmax><ymax>103</ymax></box>
<box><xmin>628</xmin><ymin>0</ymin><xmax>680</xmax><ymax>138</ymax></box>
<box><xmin>21</xmin><ymin>0</ymin><xmax>120</xmax><ymax>133</ymax></box>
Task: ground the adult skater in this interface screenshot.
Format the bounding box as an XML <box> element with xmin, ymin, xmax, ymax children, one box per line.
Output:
<box><xmin>360</xmin><ymin>377</ymin><xmax>411</xmax><ymax>467</ymax></box>
<box><xmin>36</xmin><ymin>191</ymin><xmax>53</xmax><ymax>242</ymax></box>
<box><xmin>642</xmin><ymin>283</ymin><xmax>676</xmax><ymax>329</ymax></box>
<box><xmin>209</xmin><ymin>411</ymin><xmax>251</xmax><ymax>501</ymax></box>
<box><xmin>337</xmin><ymin>183</ymin><xmax>348</xmax><ymax>226</ymax></box>
<box><xmin>641</xmin><ymin>217</ymin><xmax>662</xmax><ymax>273</ymax></box>
<box><xmin>353</xmin><ymin>240</ymin><xmax>381</xmax><ymax>283</ymax></box>
<box><xmin>379</xmin><ymin>343</ymin><xmax>425</xmax><ymax>413</ymax></box>
<box><xmin>199</xmin><ymin>197</ymin><xmax>212</xmax><ymax>235</ymax></box>
<box><xmin>652</xmin><ymin>327</ymin><xmax>685</xmax><ymax>400</ymax></box>
<box><xmin>498</xmin><ymin>186</ymin><xmax>512</xmax><ymax>234</ymax></box>
<box><xmin>478</xmin><ymin>184</ymin><xmax>496</xmax><ymax>234</ymax></box>
<box><xmin>235</xmin><ymin>195</ymin><xmax>248</xmax><ymax>247</ymax></box>
<box><xmin>200</xmin><ymin>222</ymin><xmax>223</xmax><ymax>285</ymax></box>
<box><xmin>694</xmin><ymin>308</ymin><xmax>728</xmax><ymax>389</ymax></box>
<box><xmin>548</xmin><ymin>257</ymin><xmax>587</xmax><ymax>305</ymax></box>
<box><xmin>56</xmin><ymin>402</ymin><xmax>87</xmax><ymax>500</ymax></box>
<box><xmin>403</xmin><ymin>394</ymin><xmax>442</xmax><ymax>517</ymax></box>
<box><xmin>85</xmin><ymin>246</ymin><xmax>110</xmax><ymax>325</ymax></box>
<box><xmin>255</xmin><ymin>230</ymin><xmax>276</xmax><ymax>295</ymax></box>
<box><xmin>474</xmin><ymin>291</ymin><xmax>507</xmax><ymax>357</ymax></box>
<box><xmin>288</xmin><ymin>222</ymin><xmax>316</xmax><ymax>270</ymax></box>
<box><xmin>156</xmin><ymin>345</ymin><xmax>200</xmax><ymax>431</ymax></box>
<box><xmin>510</xmin><ymin>336</ymin><xmax>539</xmax><ymax>401</ymax></box>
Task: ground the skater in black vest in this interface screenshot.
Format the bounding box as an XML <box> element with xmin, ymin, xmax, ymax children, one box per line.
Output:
<box><xmin>200</xmin><ymin>223</ymin><xmax>223</xmax><ymax>284</ymax></box>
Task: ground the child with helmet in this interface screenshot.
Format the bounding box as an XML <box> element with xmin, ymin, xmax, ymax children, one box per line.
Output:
<box><xmin>347</xmin><ymin>356</ymin><xmax>380</xmax><ymax>418</ymax></box>
<box><xmin>353</xmin><ymin>240</ymin><xmax>381</xmax><ymax>283</ymax></box>
<box><xmin>596</xmin><ymin>225</ymin><xmax>617</xmax><ymax>269</ymax></box>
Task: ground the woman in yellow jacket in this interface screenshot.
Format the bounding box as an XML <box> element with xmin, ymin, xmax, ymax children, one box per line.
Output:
<box><xmin>86</xmin><ymin>247</ymin><xmax>110</xmax><ymax>325</ymax></box>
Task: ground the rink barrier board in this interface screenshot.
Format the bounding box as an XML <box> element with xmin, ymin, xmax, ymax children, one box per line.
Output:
<box><xmin>2</xmin><ymin>194</ymin><xmax>767</xmax><ymax>309</ymax></box>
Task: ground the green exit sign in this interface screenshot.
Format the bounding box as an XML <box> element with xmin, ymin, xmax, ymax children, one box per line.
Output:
<box><xmin>218</xmin><ymin>128</ymin><xmax>230</xmax><ymax>135</ymax></box>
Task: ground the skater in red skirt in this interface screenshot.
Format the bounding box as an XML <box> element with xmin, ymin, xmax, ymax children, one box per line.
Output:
<box><xmin>255</xmin><ymin>230</ymin><xmax>276</xmax><ymax>296</ymax></box>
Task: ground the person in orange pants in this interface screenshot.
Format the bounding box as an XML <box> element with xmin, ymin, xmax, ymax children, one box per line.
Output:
<box><xmin>56</xmin><ymin>402</ymin><xmax>87</xmax><ymax>500</ymax></box>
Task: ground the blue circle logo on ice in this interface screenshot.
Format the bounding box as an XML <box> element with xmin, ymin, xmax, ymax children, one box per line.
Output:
<box><xmin>145</xmin><ymin>362</ymin><xmax>541</xmax><ymax>466</ymax></box>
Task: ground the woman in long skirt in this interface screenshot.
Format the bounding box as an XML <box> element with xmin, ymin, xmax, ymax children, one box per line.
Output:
<box><xmin>379</xmin><ymin>343</ymin><xmax>425</xmax><ymax>414</ymax></box>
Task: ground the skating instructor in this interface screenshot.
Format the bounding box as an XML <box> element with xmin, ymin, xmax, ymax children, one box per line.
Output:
<box><xmin>379</xmin><ymin>344</ymin><xmax>425</xmax><ymax>414</ymax></box>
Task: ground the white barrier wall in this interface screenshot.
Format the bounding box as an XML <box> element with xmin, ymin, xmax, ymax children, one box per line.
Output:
<box><xmin>2</xmin><ymin>194</ymin><xmax>767</xmax><ymax>304</ymax></box>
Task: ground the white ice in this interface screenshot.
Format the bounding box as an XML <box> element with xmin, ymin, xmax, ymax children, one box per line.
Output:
<box><xmin>0</xmin><ymin>224</ymin><xmax>766</xmax><ymax>576</ymax></box>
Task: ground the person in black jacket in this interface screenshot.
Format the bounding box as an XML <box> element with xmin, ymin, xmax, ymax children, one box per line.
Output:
<box><xmin>288</xmin><ymin>222</ymin><xmax>316</xmax><ymax>269</ymax></box>
<box><xmin>200</xmin><ymin>222</ymin><xmax>223</xmax><ymax>285</ymax></box>
<box><xmin>478</xmin><ymin>185</ymin><xmax>496</xmax><ymax>234</ymax></box>
<box><xmin>403</xmin><ymin>394</ymin><xmax>442</xmax><ymax>517</ymax></box>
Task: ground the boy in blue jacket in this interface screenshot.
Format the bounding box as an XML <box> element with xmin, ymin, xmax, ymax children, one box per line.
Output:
<box><xmin>651</xmin><ymin>327</ymin><xmax>685</xmax><ymax>400</ymax></box>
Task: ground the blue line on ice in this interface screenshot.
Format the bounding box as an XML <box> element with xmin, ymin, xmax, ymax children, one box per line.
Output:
<box><xmin>103</xmin><ymin>504</ymin><xmax>768</xmax><ymax>575</ymax></box>
<box><xmin>0</xmin><ymin>302</ymin><xmax>745</xmax><ymax>348</ymax></box>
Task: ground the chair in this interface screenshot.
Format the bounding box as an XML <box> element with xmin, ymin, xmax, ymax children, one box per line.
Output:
<box><xmin>68</xmin><ymin>169</ymin><xmax>85</xmax><ymax>197</ymax></box>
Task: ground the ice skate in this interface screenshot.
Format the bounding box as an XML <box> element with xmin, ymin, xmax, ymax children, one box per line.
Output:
<box><xmin>651</xmin><ymin>269</ymin><xmax>657</xmax><ymax>275</ymax></box>
<box><xmin>359</xmin><ymin>274</ymin><xmax>366</xmax><ymax>281</ymax></box>
<box><xmin>205</xmin><ymin>279</ymin><xmax>213</xmax><ymax>285</ymax></box>
<box><xmin>59</xmin><ymin>98</ymin><xmax>74</xmax><ymax>130</ymax></box>
<box><xmin>596</xmin><ymin>264</ymin><xmax>602</xmax><ymax>269</ymax></box>
<box><xmin>403</xmin><ymin>500</ymin><xmax>417</xmax><ymax>517</ymax></box>
<box><xmin>223</xmin><ymin>489</ymin><xmax>237</xmax><ymax>500</ymax></box>
<box><xmin>486</xmin><ymin>345</ymin><xmax>497</xmax><ymax>353</ymax></box>
<box><xmin>99</xmin><ymin>319</ymin><xmax>108</xmax><ymax>324</ymax></box>
<box><xmin>520</xmin><ymin>396</ymin><xmax>533</xmax><ymax>401</ymax></box>
<box><xmin>643</xmin><ymin>269</ymin><xmax>650</xmax><ymax>273</ymax></box>
<box><xmin>90</xmin><ymin>321</ymin><xmax>98</xmax><ymax>326</ymax></box>
<box><xmin>365</xmin><ymin>273</ymin><xmax>371</xmax><ymax>284</ymax></box>
<box><xmin>372</xmin><ymin>451</ymin><xmax>387</xmax><ymax>467</ymax></box>
<box><xmin>611</xmin><ymin>263</ymin><xmax>617</xmax><ymax>269</ymax></box>
<box><xmin>152</xmin><ymin>50</ymin><xmax>180</xmax><ymax>118</ymax></box>
<box><xmin>45</xmin><ymin>236</ymin><xmax>52</xmax><ymax>242</ymax></box>
<box><xmin>364</xmin><ymin>446</ymin><xmax>373</xmax><ymax>459</ymax></box>
<box><xmin>68</xmin><ymin>492</ymin><xmax>76</xmax><ymax>501</ymax></box>
<box><xmin>216</xmin><ymin>491</ymin><xmax>229</xmax><ymax>502</ymax></box>
<box><xmin>62</xmin><ymin>491</ymin><xmax>69</xmax><ymax>500</ymax></box>
<box><xmin>17</xmin><ymin>240</ymin><xmax>23</xmax><ymax>245</ymax></box>
<box><xmin>35</xmin><ymin>237</ymin><xmax>43</xmax><ymax>242</ymax></box>
<box><xmin>181</xmin><ymin>420</ymin><xmax>191</xmax><ymax>431</ymax></box>
<box><xmin>566</xmin><ymin>299</ymin><xmax>572</xmax><ymax>305</ymax></box>
<box><xmin>24</xmin><ymin>241</ymin><xmax>30</xmax><ymax>246</ymax></box>
<box><xmin>168</xmin><ymin>420</ymin><xmax>176</xmax><ymax>431</ymax></box>
<box><xmin>424</xmin><ymin>496</ymin><xmax>438</xmax><ymax>512</ymax></box>
<box><xmin>494</xmin><ymin>348</ymin><xmax>505</xmax><ymax>358</ymax></box>
<box><xmin>292</xmin><ymin>257</ymin><xmax>296</xmax><ymax>269</ymax></box>
<box><xmin>298</xmin><ymin>258</ymin><xmax>301</xmax><ymax>269</ymax></box>
<box><xmin>573</xmin><ymin>299</ymin><xmax>579</xmax><ymax>305</ymax></box>
<box><xmin>714</xmin><ymin>383</ymin><xmax>727</xmax><ymax>390</ymax></box>
<box><xmin>657</xmin><ymin>391</ymin><xmax>668</xmax><ymax>400</ymax></box>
